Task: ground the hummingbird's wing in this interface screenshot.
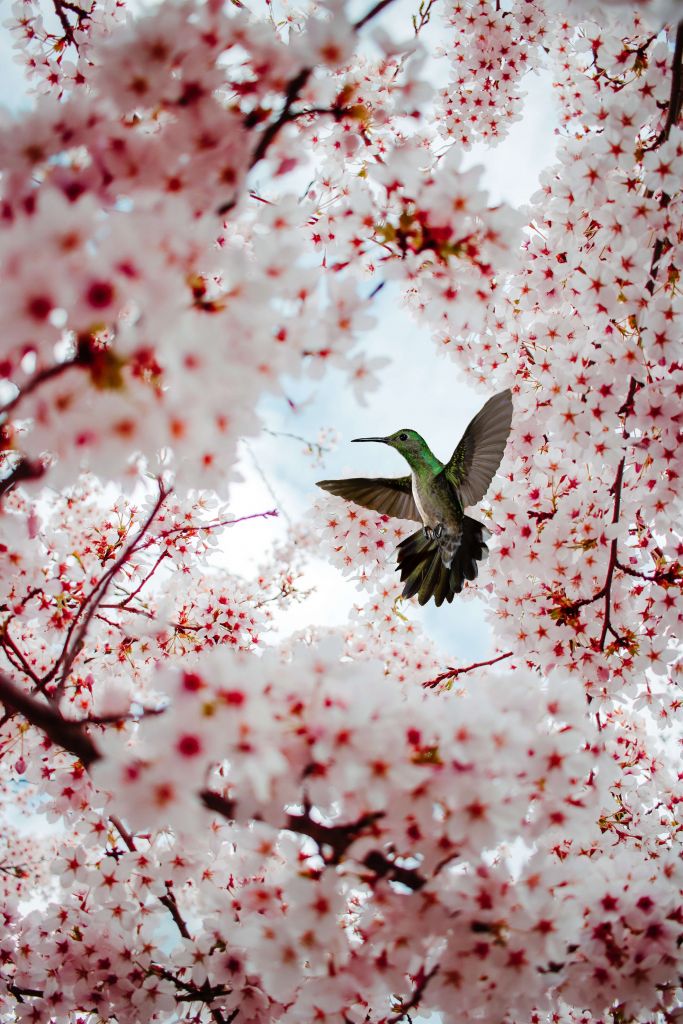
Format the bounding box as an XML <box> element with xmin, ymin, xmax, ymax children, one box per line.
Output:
<box><xmin>443</xmin><ymin>389</ymin><xmax>513</xmax><ymax>508</ymax></box>
<box><xmin>316</xmin><ymin>476</ymin><xmax>421</xmax><ymax>522</ymax></box>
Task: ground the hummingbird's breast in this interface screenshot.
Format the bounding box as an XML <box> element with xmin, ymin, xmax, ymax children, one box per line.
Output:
<box><xmin>411</xmin><ymin>471</ymin><xmax>462</xmax><ymax>530</ymax></box>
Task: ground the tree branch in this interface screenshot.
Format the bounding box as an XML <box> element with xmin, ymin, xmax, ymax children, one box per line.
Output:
<box><xmin>0</xmin><ymin>360</ymin><xmax>80</xmax><ymax>418</ymax></box>
<box><xmin>0</xmin><ymin>670</ymin><xmax>100</xmax><ymax>767</ymax></box>
<box><xmin>285</xmin><ymin>807</ymin><xmax>385</xmax><ymax>864</ymax></box>
<box><xmin>422</xmin><ymin>651</ymin><xmax>513</xmax><ymax>689</ymax></box>
<box><xmin>217</xmin><ymin>0</ymin><xmax>399</xmax><ymax>215</ymax></box>
<box><xmin>362</xmin><ymin>849</ymin><xmax>426</xmax><ymax>891</ymax></box>
<box><xmin>51</xmin><ymin>0</ymin><xmax>92</xmax><ymax>49</ymax></box>
<box><xmin>552</xmin><ymin>458</ymin><xmax>626</xmax><ymax>651</ymax></box>
<box><xmin>41</xmin><ymin>479</ymin><xmax>170</xmax><ymax>697</ymax></box>
<box><xmin>0</xmin><ymin>457</ymin><xmax>46</xmax><ymax>501</ymax></box>
<box><xmin>354</xmin><ymin>0</ymin><xmax>396</xmax><ymax>30</ymax></box>
<box><xmin>387</xmin><ymin>964</ymin><xmax>439</xmax><ymax>1023</ymax></box>
<box><xmin>158</xmin><ymin>886</ymin><xmax>192</xmax><ymax>941</ymax></box>
<box><xmin>110</xmin><ymin>815</ymin><xmax>193</xmax><ymax>941</ymax></box>
<box><xmin>652</xmin><ymin>20</ymin><xmax>683</xmax><ymax>148</ymax></box>
<box><xmin>598</xmin><ymin>457</ymin><xmax>624</xmax><ymax>651</ymax></box>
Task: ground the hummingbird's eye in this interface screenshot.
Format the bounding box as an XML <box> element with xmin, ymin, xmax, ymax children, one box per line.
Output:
<box><xmin>399</xmin><ymin>432</ymin><xmax>408</xmax><ymax>441</ymax></box>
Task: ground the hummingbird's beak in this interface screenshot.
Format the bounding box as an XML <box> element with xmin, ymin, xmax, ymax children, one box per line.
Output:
<box><xmin>351</xmin><ymin>436</ymin><xmax>389</xmax><ymax>444</ymax></box>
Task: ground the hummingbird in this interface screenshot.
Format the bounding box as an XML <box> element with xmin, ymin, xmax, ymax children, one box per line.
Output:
<box><xmin>317</xmin><ymin>389</ymin><xmax>513</xmax><ymax>607</ymax></box>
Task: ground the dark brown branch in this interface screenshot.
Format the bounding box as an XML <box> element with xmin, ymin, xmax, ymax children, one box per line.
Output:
<box><xmin>110</xmin><ymin>815</ymin><xmax>193</xmax><ymax>941</ymax></box>
<box><xmin>0</xmin><ymin>360</ymin><xmax>79</xmax><ymax>418</ymax></box>
<box><xmin>77</xmin><ymin>705</ymin><xmax>165</xmax><ymax>726</ymax></box>
<box><xmin>387</xmin><ymin>964</ymin><xmax>439</xmax><ymax>1024</ymax></box>
<box><xmin>0</xmin><ymin>457</ymin><xmax>46</xmax><ymax>501</ymax></box>
<box><xmin>150</xmin><ymin>964</ymin><xmax>231</xmax><ymax>1017</ymax></box>
<box><xmin>362</xmin><ymin>849</ymin><xmax>426</xmax><ymax>891</ymax></box>
<box><xmin>597</xmin><ymin>457</ymin><xmax>625</xmax><ymax>651</ymax></box>
<box><xmin>354</xmin><ymin>0</ymin><xmax>396</xmax><ymax>30</ymax></box>
<box><xmin>652</xmin><ymin>20</ymin><xmax>683</xmax><ymax>148</ymax></box>
<box><xmin>200</xmin><ymin>788</ymin><xmax>237</xmax><ymax>821</ymax></box>
<box><xmin>249</xmin><ymin>67</ymin><xmax>312</xmax><ymax>169</ymax></box>
<box><xmin>100</xmin><ymin>549</ymin><xmax>169</xmax><ymax>612</ymax></box>
<box><xmin>9</xmin><ymin>985</ymin><xmax>44</xmax><ymax>1003</ymax></box>
<box><xmin>159</xmin><ymin>886</ymin><xmax>192</xmax><ymax>940</ymax></box>
<box><xmin>422</xmin><ymin>651</ymin><xmax>513</xmax><ymax>689</ymax></box>
<box><xmin>554</xmin><ymin>458</ymin><xmax>626</xmax><ymax>650</ymax></box>
<box><xmin>153</xmin><ymin>508</ymin><xmax>278</xmax><ymax>543</ymax></box>
<box><xmin>615</xmin><ymin>559</ymin><xmax>681</xmax><ymax>584</ymax></box>
<box><xmin>285</xmin><ymin>808</ymin><xmax>385</xmax><ymax>864</ymax></box>
<box><xmin>52</xmin><ymin>0</ymin><xmax>92</xmax><ymax>48</ymax></box>
<box><xmin>616</xmin><ymin>375</ymin><xmax>641</xmax><ymax>422</ymax></box>
<box><xmin>0</xmin><ymin>670</ymin><xmax>100</xmax><ymax>767</ymax></box>
<box><xmin>202</xmin><ymin>790</ymin><xmax>386</xmax><ymax>866</ymax></box>
<box><xmin>0</xmin><ymin>620</ymin><xmax>42</xmax><ymax>686</ymax></box>
<box><xmin>217</xmin><ymin>0</ymin><xmax>398</xmax><ymax>216</ymax></box>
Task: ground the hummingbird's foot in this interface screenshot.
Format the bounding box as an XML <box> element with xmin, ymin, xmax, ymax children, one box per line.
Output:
<box><xmin>425</xmin><ymin>524</ymin><xmax>444</xmax><ymax>542</ymax></box>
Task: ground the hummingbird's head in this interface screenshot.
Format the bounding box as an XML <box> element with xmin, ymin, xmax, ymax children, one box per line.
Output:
<box><xmin>352</xmin><ymin>428</ymin><xmax>427</xmax><ymax>460</ymax></box>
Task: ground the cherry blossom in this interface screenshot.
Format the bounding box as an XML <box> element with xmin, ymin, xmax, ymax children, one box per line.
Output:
<box><xmin>1</xmin><ymin>0</ymin><xmax>682</xmax><ymax>1021</ymax></box>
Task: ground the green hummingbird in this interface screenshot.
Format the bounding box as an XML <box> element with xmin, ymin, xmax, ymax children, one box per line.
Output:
<box><xmin>317</xmin><ymin>389</ymin><xmax>513</xmax><ymax>607</ymax></box>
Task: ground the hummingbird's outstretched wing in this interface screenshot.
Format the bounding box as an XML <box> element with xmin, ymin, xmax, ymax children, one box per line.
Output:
<box><xmin>316</xmin><ymin>476</ymin><xmax>421</xmax><ymax>522</ymax></box>
<box><xmin>443</xmin><ymin>388</ymin><xmax>513</xmax><ymax>508</ymax></box>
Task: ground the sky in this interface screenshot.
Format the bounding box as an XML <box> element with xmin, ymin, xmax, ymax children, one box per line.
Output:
<box><xmin>0</xmin><ymin>0</ymin><xmax>559</xmax><ymax>664</ymax></box>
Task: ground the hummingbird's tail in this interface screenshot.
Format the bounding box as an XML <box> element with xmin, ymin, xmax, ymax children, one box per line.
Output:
<box><xmin>396</xmin><ymin>517</ymin><xmax>490</xmax><ymax>607</ymax></box>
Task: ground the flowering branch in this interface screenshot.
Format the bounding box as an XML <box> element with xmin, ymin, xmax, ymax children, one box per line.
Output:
<box><xmin>217</xmin><ymin>0</ymin><xmax>398</xmax><ymax>214</ymax></box>
<box><xmin>614</xmin><ymin>559</ymin><xmax>681</xmax><ymax>584</ymax></box>
<box><xmin>422</xmin><ymin>651</ymin><xmax>513</xmax><ymax>689</ymax></box>
<box><xmin>0</xmin><ymin>694</ymin><xmax>420</xmax><ymax>894</ymax></box>
<box><xmin>41</xmin><ymin>479</ymin><xmax>170</xmax><ymax>697</ymax></box>
<box><xmin>0</xmin><ymin>670</ymin><xmax>100</xmax><ymax>767</ymax></box>
<box><xmin>0</xmin><ymin>457</ymin><xmax>46</xmax><ymax>501</ymax></box>
<box><xmin>109</xmin><ymin>815</ymin><xmax>192</xmax><ymax>940</ymax></box>
<box><xmin>0</xmin><ymin>618</ymin><xmax>43</xmax><ymax>687</ymax></box>
<box><xmin>598</xmin><ymin>457</ymin><xmax>625</xmax><ymax>651</ymax></box>
<box><xmin>0</xmin><ymin>359</ymin><xmax>79</xmax><ymax>418</ymax></box>
<box><xmin>552</xmin><ymin>459</ymin><xmax>626</xmax><ymax>651</ymax></box>
<box><xmin>387</xmin><ymin>964</ymin><xmax>439</xmax><ymax>1023</ymax></box>
<box><xmin>652</xmin><ymin>20</ymin><xmax>683</xmax><ymax>148</ymax></box>
<box><xmin>285</xmin><ymin>805</ymin><xmax>385</xmax><ymax>864</ymax></box>
<box><xmin>153</xmin><ymin>508</ymin><xmax>278</xmax><ymax>543</ymax></box>
<box><xmin>51</xmin><ymin>0</ymin><xmax>92</xmax><ymax>48</ymax></box>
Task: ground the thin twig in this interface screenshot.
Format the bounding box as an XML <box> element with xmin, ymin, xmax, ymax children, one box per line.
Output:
<box><xmin>43</xmin><ymin>480</ymin><xmax>169</xmax><ymax>697</ymax></box>
<box><xmin>110</xmin><ymin>815</ymin><xmax>193</xmax><ymax>941</ymax></box>
<box><xmin>422</xmin><ymin>650</ymin><xmax>513</xmax><ymax>689</ymax></box>
<box><xmin>159</xmin><ymin>886</ymin><xmax>192</xmax><ymax>940</ymax></box>
<box><xmin>354</xmin><ymin>0</ymin><xmax>395</xmax><ymax>30</ymax></box>
<box><xmin>217</xmin><ymin>0</ymin><xmax>399</xmax><ymax>215</ymax></box>
<box><xmin>0</xmin><ymin>458</ymin><xmax>46</xmax><ymax>501</ymax></box>
<box><xmin>0</xmin><ymin>360</ymin><xmax>79</xmax><ymax>418</ymax></box>
<box><xmin>598</xmin><ymin>458</ymin><xmax>624</xmax><ymax>651</ymax></box>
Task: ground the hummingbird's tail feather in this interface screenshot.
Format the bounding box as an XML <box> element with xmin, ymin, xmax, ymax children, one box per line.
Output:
<box><xmin>396</xmin><ymin>517</ymin><xmax>491</xmax><ymax>607</ymax></box>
